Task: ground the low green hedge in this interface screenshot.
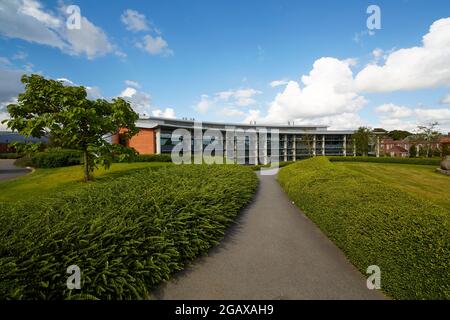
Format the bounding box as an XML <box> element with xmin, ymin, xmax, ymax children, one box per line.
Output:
<box><xmin>0</xmin><ymin>153</ymin><xmax>21</xmax><ymax>159</ymax></box>
<box><xmin>278</xmin><ymin>157</ymin><xmax>449</xmax><ymax>300</ymax></box>
<box><xmin>252</xmin><ymin>161</ymin><xmax>295</xmax><ymax>171</ymax></box>
<box><xmin>128</xmin><ymin>153</ymin><xmax>172</xmax><ymax>163</ymax></box>
<box><xmin>328</xmin><ymin>156</ymin><xmax>441</xmax><ymax>166</ymax></box>
<box><xmin>0</xmin><ymin>164</ymin><xmax>258</xmax><ymax>299</ymax></box>
<box><xmin>14</xmin><ymin>149</ymin><xmax>83</xmax><ymax>168</ymax></box>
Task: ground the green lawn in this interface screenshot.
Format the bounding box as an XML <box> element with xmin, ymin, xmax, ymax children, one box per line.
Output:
<box><xmin>334</xmin><ymin>162</ymin><xmax>450</xmax><ymax>210</ymax></box>
<box><xmin>278</xmin><ymin>157</ymin><xmax>450</xmax><ymax>300</ymax></box>
<box><xmin>0</xmin><ymin>162</ymin><xmax>172</xmax><ymax>202</ymax></box>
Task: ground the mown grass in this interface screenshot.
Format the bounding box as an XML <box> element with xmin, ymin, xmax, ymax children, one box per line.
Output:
<box><xmin>0</xmin><ymin>164</ymin><xmax>258</xmax><ymax>299</ymax></box>
<box><xmin>328</xmin><ymin>156</ymin><xmax>441</xmax><ymax>166</ymax></box>
<box><xmin>335</xmin><ymin>162</ymin><xmax>450</xmax><ymax>211</ymax></box>
<box><xmin>0</xmin><ymin>162</ymin><xmax>172</xmax><ymax>203</ymax></box>
<box><xmin>278</xmin><ymin>157</ymin><xmax>449</xmax><ymax>300</ymax></box>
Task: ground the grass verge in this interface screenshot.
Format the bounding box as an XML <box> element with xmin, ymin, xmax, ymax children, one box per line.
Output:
<box><xmin>328</xmin><ymin>156</ymin><xmax>441</xmax><ymax>166</ymax></box>
<box><xmin>278</xmin><ymin>157</ymin><xmax>449</xmax><ymax>300</ymax></box>
<box><xmin>0</xmin><ymin>164</ymin><xmax>258</xmax><ymax>299</ymax></box>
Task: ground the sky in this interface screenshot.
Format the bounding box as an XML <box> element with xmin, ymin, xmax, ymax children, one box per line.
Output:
<box><xmin>1</xmin><ymin>0</ymin><xmax>450</xmax><ymax>132</ymax></box>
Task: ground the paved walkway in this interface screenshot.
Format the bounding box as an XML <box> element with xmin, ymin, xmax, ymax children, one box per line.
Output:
<box><xmin>153</xmin><ymin>172</ymin><xmax>385</xmax><ymax>300</ymax></box>
<box><xmin>0</xmin><ymin>159</ymin><xmax>30</xmax><ymax>181</ymax></box>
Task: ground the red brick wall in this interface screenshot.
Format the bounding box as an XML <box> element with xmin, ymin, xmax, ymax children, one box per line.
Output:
<box><xmin>111</xmin><ymin>128</ymin><xmax>157</xmax><ymax>154</ymax></box>
<box><xmin>127</xmin><ymin>128</ymin><xmax>156</xmax><ymax>154</ymax></box>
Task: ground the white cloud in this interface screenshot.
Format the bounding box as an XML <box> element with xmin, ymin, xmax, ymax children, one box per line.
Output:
<box><xmin>121</xmin><ymin>9</ymin><xmax>149</xmax><ymax>32</ymax></box>
<box><xmin>218</xmin><ymin>107</ymin><xmax>244</xmax><ymax>117</ymax></box>
<box><xmin>136</xmin><ymin>34</ymin><xmax>173</xmax><ymax>56</ymax></box>
<box><xmin>152</xmin><ymin>108</ymin><xmax>176</xmax><ymax>119</ymax></box>
<box><xmin>441</xmin><ymin>94</ymin><xmax>450</xmax><ymax>104</ymax></box>
<box><xmin>0</xmin><ymin>0</ymin><xmax>115</xmax><ymax>59</ymax></box>
<box><xmin>124</xmin><ymin>80</ymin><xmax>141</xmax><ymax>89</ymax></box>
<box><xmin>195</xmin><ymin>88</ymin><xmax>262</xmax><ymax>116</ymax></box>
<box><xmin>12</xmin><ymin>51</ymin><xmax>28</xmax><ymax>60</ymax></box>
<box><xmin>375</xmin><ymin>103</ymin><xmax>450</xmax><ymax>132</ymax></box>
<box><xmin>356</xmin><ymin>17</ymin><xmax>450</xmax><ymax>92</ymax></box>
<box><xmin>375</xmin><ymin>103</ymin><xmax>413</xmax><ymax>118</ymax></box>
<box><xmin>120</xmin><ymin>87</ymin><xmax>152</xmax><ymax>117</ymax></box>
<box><xmin>195</xmin><ymin>94</ymin><xmax>212</xmax><ymax>114</ymax></box>
<box><xmin>252</xmin><ymin>57</ymin><xmax>366</xmax><ymax>124</ymax></box>
<box><xmin>0</xmin><ymin>68</ymin><xmax>24</xmax><ymax>104</ymax></box>
<box><xmin>269</xmin><ymin>79</ymin><xmax>289</xmax><ymax>88</ymax></box>
<box><xmin>0</xmin><ymin>57</ymin><xmax>11</xmax><ymax>65</ymax></box>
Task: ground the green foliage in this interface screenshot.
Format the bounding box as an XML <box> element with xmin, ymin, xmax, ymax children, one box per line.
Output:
<box><xmin>0</xmin><ymin>153</ymin><xmax>21</xmax><ymax>159</ymax></box>
<box><xmin>0</xmin><ymin>165</ymin><xmax>258</xmax><ymax>299</ymax></box>
<box><xmin>328</xmin><ymin>156</ymin><xmax>441</xmax><ymax>166</ymax></box>
<box><xmin>30</xmin><ymin>149</ymin><xmax>83</xmax><ymax>168</ymax></box>
<box><xmin>251</xmin><ymin>161</ymin><xmax>295</xmax><ymax>171</ymax></box>
<box><xmin>278</xmin><ymin>157</ymin><xmax>450</xmax><ymax>300</ymax></box>
<box><xmin>2</xmin><ymin>74</ymin><xmax>139</xmax><ymax>181</ymax></box>
<box><xmin>126</xmin><ymin>154</ymin><xmax>172</xmax><ymax>163</ymax></box>
<box><xmin>409</xmin><ymin>144</ymin><xmax>417</xmax><ymax>158</ymax></box>
<box><xmin>442</xmin><ymin>142</ymin><xmax>450</xmax><ymax>157</ymax></box>
<box><xmin>387</xmin><ymin>130</ymin><xmax>412</xmax><ymax>140</ymax></box>
<box><xmin>351</xmin><ymin>127</ymin><xmax>372</xmax><ymax>156</ymax></box>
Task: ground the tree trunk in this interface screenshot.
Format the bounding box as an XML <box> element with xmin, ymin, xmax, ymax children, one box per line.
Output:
<box><xmin>83</xmin><ymin>149</ymin><xmax>90</xmax><ymax>182</ymax></box>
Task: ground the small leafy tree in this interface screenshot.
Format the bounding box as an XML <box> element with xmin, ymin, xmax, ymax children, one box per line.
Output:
<box><xmin>409</xmin><ymin>143</ymin><xmax>417</xmax><ymax>158</ymax></box>
<box><xmin>416</xmin><ymin>122</ymin><xmax>441</xmax><ymax>158</ymax></box>
<box><xmin>2</xmin><ymin>74</ymin><xmax>139</xmax><ymax>181</ymax></box>
<box><xmin>352</xmin><ymin>127</ymin><xmax>372</xmax><ymax>156</ymax></box>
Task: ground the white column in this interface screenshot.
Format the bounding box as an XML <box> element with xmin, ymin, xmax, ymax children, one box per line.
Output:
<box><xmin>313</xmin><ymin>135</ymin><xmax>316</xmax><ymax>156</ymax></box>
<box><xmin>376</xmin><ymin>136</ymin><xmax>380</xmax><ymax>158</ymax></box>
<box><xmin>353</xmin><ymin>140</ymin><xmax>356</xmax><ymax>157</ymax></box>
<box><xmin>292</xmin><ymin>134</ymin><xmax>297</xmax><ymax>161</ymax></box>
<box><xmin>343</xmin><ymin>135</ymin><xmax>347</xmax><ymax>157</ymax></box>
<box><xmin>284</xmin><ymin>134</ymin><xmax>288</xmax><ymax>162</ymax></box>
<box><xmin>156</xmin><ymin>128</ymin><xmax>161</xmax><ymax>154</ymax></box>
<box><xmin>322</xmin><ymin>135</ymin><xmax>325</xmax><ymax>156</ymax></box>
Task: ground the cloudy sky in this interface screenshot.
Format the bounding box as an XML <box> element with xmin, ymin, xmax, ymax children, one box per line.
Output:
<box><xmin>1</xmin><ymin>0</ymin><xmax>450</xmax><ymax>132</ymax></box>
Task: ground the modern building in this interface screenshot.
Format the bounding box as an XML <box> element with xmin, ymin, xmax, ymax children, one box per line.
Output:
<box><xmin>112</xmin><ymin>117</ymin><xmax>364</xmax><ymax>164</ymax></box>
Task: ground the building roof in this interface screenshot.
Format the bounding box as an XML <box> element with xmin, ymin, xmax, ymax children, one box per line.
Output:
<box><xmin>389</xmin><ymin>145</ymin><xmax>409</xmax><ymax>153</ymax></box>
<box><xmin>136</xmin><ymin>117</ymin><xmax>355</xmax><ymax>135</ymax></box>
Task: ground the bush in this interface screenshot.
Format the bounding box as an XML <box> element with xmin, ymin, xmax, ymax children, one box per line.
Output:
<box><xmin>128</xmin><ymin>153</ymin><xmax>172</xmax><ymax>163</ymax></box>
<box><xmin>328</xmin><ymin>156</ymin><xmax>441</xmax><ymax>166</ymax></box>
<box><xmin>0</xmin><ymin>164</ymin><xmax>258</xmax><ymax>299</ymax></box>
<box><xmin>251</xmin><ymin>161</ymin><xmax>295</xmax><ymax>171</ymax></box>
<box><xmin>0</xmin><ymin>153</ymin><xmax>21</xmax><ymax>159</ymax></box>
<box><xmin>31</xmin><ymin>149</ymin><xmax>82</xmax><ymax>168</ymax></box>
<box><xmin>278</xmin><ymin>157</ymin><xmax>450</xmax><ymax>300</ymax></box>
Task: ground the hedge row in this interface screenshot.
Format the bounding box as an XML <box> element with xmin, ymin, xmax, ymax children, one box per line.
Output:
<box><xmin>0</xmin><ymin>153</ymin><xmax>21</xmax><ymax>159</ymax></box>
<box><xmin>126</xmin><ymin>153</ymin><xmax>172</xmax><ymax>163</ymax></box>
<box><xmin>328</xmin><ymin>156</ymin><xmax>441</xmax><ymax>166</ymax></box>
<box><xmin>278</xmin><ymin>157</ymin><xmax>449</xmax><ymax>300</ymax></box>
<box><xmin>0</xmin><ymin>164</ymin><xmax>258</xmax><ymax>299</ymax></box>
<box><xmin>14</xmin><ymin>149</ymin><xmax>82</xmax><ymax>168</ymax></box>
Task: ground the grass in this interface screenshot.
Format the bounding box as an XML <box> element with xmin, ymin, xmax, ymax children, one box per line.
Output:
<box><xmin>335</xmin><ymin>162</ymin><xmax>450</xmax><ymax>211</ymax></box>
<box><xmin>278</xmin><ymin>157</ymin><xmax>449</xmax><ymax>300</ymax></box>
<box><xmin>0</xmin><ymin>164</ymin><xmax>258</xmax><ymax>299</ymax></box>
<box><xmin>0</xmin><ymin>162</ymin><xmax>172</xmax><ymax>202</ymax></box>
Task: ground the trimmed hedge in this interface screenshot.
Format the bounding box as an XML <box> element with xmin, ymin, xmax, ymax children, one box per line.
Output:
<box><xmin>14</xmin><ymin>149</ymin><xmax>83</xmax><ymax>168</ymax></box>
<box><xmin>278</xmin><ymin>157</ymin><xmax>449</xmax><ymax>300</ymax></box>
<box><xmin>0</xmin><ymin>164</ymin><xmax>258</xmax><ymax>299</ymax></box>
<box><xmin>252</xmin><ymin>161</ymin><xmax>295</xmax><ymax>171</ymax></box>
<box><xmin>328</xmin><ymin>156</ymin><xmax>441</xmax><ymax>166</ymax></box>
<box><xmin>128</xmin><ymin>153</ymin><xmax>172</xmax><ymax>163</ymax></box>
<box><xmin>0</xmin><ymin>153</ymin><xmax>21</xmax><ymax>159</ymax></box>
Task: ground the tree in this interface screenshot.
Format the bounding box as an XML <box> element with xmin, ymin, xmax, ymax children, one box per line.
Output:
<box><xmin>2</xmin><ymin>74</ymin><xmax>139</xmax><ymax>181</ymax></box>
<box><xmin>387</xmin><ymin>130</ymin><xmax>412</xmax><ymax>141</ymax></box>
<box><xmin>416</xmin><ymin>122</ymin><xmax>441</xmax><ymax>158</ymax></box>
<box><xmin>409</xmin><ymin>143</ymin><xmax>417</xmax><ymax>158</ymax></box>
<box><xmin>352</xmin><ymin>127</ymin><xmax>372</xmax><ymax>156</ymax></box>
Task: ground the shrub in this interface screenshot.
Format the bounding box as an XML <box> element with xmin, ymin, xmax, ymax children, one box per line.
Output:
<box><xmin>0</xmin><ymin>164</ymin><xmax>258</xmax><ymax>299</ymax></box>
<box><xmin>328</xmin><ymin>156</ymin><xmax>441</xmax><ymax>166</ymax></box>
<box><xmin>278</xmin><ymin>157</ymin><xmax>450</xmax><ymax>300</ymax></box>
<box><xmin>18</xmin><ymin>149</ymin><xmax>83</xmax><ymax>168</ymax></box>
<box><xmin>0</xmin><ymin>153</ymin><xmax>21</xmax><ymax>159</ymax></box>
<box><xmin>251</xmin><ymin>161</ymin><xmax>295</xmax><ymax>171</ymax></box>
<box><xmin>128</xmin><ymin>153</ymin><xmax>172</xmax><ymax>163</ymax></box>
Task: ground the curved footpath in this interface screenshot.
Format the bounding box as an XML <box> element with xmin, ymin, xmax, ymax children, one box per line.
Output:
<box><xmin>153</xmin><ymin>172</ymin><xmax>385</xmax><ymax>300</ymax></box>
<box><xmin>0</xmin><ymin>159</ymin><xmax>30</xmax><ymax>181</ymax></box>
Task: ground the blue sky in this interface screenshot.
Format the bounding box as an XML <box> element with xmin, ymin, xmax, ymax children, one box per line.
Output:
<box><xmin>1</xmin><ymin>0</ymin><xmax>450</xmax><ymax>132</ymax></box>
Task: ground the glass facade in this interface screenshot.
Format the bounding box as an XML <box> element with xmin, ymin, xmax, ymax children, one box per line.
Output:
<box><xmin>158</xmin><ymin>127</ymin><xmax>354</xmax><ymax>164</ymax></box>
